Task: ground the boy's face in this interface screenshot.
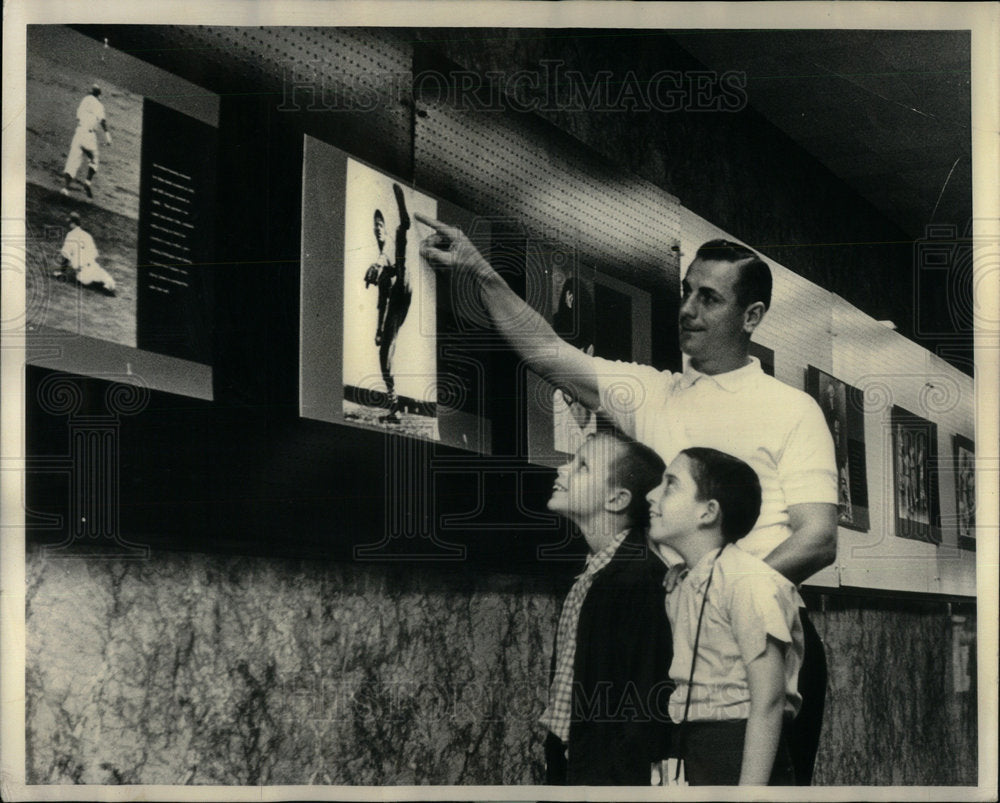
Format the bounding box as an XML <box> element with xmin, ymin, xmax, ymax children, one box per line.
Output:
<box><xmin>646</xmin><ymin>453</ymin><xmax>707</xmax><ymax>544</ymax></box>
<box><xmin>547</xmin><ymin>435</ymin><xmax>621</xmax><ymax>519</ymax></box>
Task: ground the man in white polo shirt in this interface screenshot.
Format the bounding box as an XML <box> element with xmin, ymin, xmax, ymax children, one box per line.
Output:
<box><xmin>417</xmin><ymin>216</ymin><xmax>837</xmax><ymax>784</ymax></box>
<box><xmin>592</xmin><ymin>241</ymin><xmax>836</xmax><ymax>577</ymax></box>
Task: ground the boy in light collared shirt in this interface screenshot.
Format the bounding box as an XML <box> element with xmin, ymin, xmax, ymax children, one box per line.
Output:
<box><xmin>646</xmin><ymin>446</ymin><xmax>804</xmax><ymax>786</ymax></box>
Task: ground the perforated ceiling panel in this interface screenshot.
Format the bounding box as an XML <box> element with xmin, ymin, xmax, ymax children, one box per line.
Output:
<box><xmin>173</xmin><ymin>26</ymin><xmax>411</xmax><ymax>94</ymax></box>
<box><xmin>84</xmin><ymin>25</ymin><xmax>680</xmax><ymax>280</ymax></box>
<box><xmin>88</xmin><ymin>26</ymin><xmax>415</xmax><ymax>175</ymax></box>
<box><xmin>197</xmin><ymin>27</ymin><xmax>413</xmax><ymax>161</ymax></box>
<box><xmin>414</xmin><ymin>89</ymin><xmax>681</xmax><ymax>288</ymax></box>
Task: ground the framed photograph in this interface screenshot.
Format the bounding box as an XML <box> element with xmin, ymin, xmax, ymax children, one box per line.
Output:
<box><xmin>341</xmin><ymin>159</ymin><xmax>439</xmax><ymax>436</ymax></box>
<box><xmin>952</xmin><ymin>434</ymin><xmax>975</xmax><ymax>551</ymax></box>
<box><xmin>25</xmin><ymin>26</ymin><xmax>217</xmax><ymax>399</ymax></box>
<box><xmin>806</xmin><ymin>367</ymin><xmax>870</xmax><ymax>531</ymax></box>
<box><xmin>891</xmin><ymin>406</ymin><xmax>941</xmax><ymax>545</ymax></box>
<box><xmin>527</xmin><ymin>262</ymin><xmax>651</xmax><ymax>467</ymax></box>
<box><xmin>550</xmin><ymin>261</ymin><xmax>598</xmax><ymax>456</ymax></box>
<box><xmin>300</xmin><ymin>135</ymin><xmax>494</xmax><ymax>454</ymax></box>
<box><xmin>300</xmin><ymin>135</ymin><xmax>441</xmax><ymax>442</ymax></box>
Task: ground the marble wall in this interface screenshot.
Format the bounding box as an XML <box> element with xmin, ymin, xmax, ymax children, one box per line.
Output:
<box><xmin>26</xmin><ymin>547</ymin><xmax>561</xmax><ymax>786</ymax></box>
<box><xmin>25</xmin><ymin>548</ymin><xmax>977</xmax><ymax>787</ymax></box>
<box><xmin>810</xmin><ymin>595</ymin><xmax>978</xmax><ymax>786</ymax></box>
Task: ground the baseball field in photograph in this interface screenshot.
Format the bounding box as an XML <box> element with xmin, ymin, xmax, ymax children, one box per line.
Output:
<box><xmin>25</xmin><ymin>46</ymin><xmax>142</xmax><ymax>348</ymax></box>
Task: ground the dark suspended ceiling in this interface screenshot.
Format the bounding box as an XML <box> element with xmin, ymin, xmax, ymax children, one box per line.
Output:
<box><xmin>673</xmin><ymin>29</ymin><xmax>972</xmax><ymax>241</ymax></box>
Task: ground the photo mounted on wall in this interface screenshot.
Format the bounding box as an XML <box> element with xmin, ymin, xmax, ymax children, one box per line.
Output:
<box><xmin>891</xmin><ymin>405</ymin><xmax>941</xmax><ymax>545</ymax></box>
<box><xmin>342</xmin><ymin>160</ymin><xmax>438</xmax><ymax>438</ymax></box>
<box><xmin>527</xmin><ymin>262</ymin><xmax>651</xmax><ymax>467</ymax></box>
<box><xmin>24</xmin><ymin>26</ymin><xmax>217</xmax><ymax>398</ymax></box>
<box><xmin>26</xmin><ymin>55</ymin><xmax>142</xmax><ymax>347</ymax></box>
<box><xmin>551</xmin><ymin>263</ymin><xmax>597</xmax><ymax>455</ymax></box>
<box><xmin>806</xmin><ymin>367</ymin><xmax>870</xmax><ymax>531</ymax></box>
<box><xmin>300</xmin><ymin>136</ymin><xmax>441</xmax><ymax>443</ymax></box>
<box><xmin>952</xmin><ymin>434</ymin><xmax>975</xmax><ymax>551</ymax></box>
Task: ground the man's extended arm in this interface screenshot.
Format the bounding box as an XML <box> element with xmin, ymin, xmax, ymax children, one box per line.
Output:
<box><xmin>763</xmin><ymin>502</ymin><xmax>837</xmax><ymax>586</ymax></box>
<box><xmin>417</xmin><ymin>213</ymin><xmax>601</xmax><ymax>410</ymax></box>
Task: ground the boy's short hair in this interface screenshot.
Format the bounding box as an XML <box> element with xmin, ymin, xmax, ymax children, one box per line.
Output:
<box><xmin>592</xmin><ymin>428</ymin><xmax>665</xmax><ymax>526</ymax></box>
<box><xmin>681</xmin><ymin>447</ymin><xmax>762</xmax><ymax>542</ymax></box>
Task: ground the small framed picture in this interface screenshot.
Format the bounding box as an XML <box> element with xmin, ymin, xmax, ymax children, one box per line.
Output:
<box><xmin>890</xmin><ymin>406</ymin><xmax>941</xmax><ymax>545</ymax></box>
<box><xmin>526</xmin><ymin>259</ymin><xmax>651</xmax><ymax>467</ymax></box>
<box><xmin>805</xmin><ymin>367</ymin><xmax>869</xmax><ymax>531</ymax></box>
<box><xmin>952</xmin><ymin>434</ymin><xmax>975</xmax><ymax>551</ymax></box>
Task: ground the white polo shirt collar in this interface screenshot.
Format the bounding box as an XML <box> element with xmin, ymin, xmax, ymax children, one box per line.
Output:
<box><xmin>679</xmin><ymin>355</ymin><xmax>763</xmax><ymax>392</ymax></box>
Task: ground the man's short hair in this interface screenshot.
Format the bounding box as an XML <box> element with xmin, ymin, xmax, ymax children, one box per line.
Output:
<box><xmin>91</xmin><ymin>84</ymin><xmax>102</xmax><ymax>96</ymax></box>
<box><xmin>68</xmin><ymin>212</ymin><xmax>81</xmax><ymax>225</ymax></box>
<box><xmin>695</xmin><ymin>239</ymin><xmax>772</xmax><ymax>311</ymax></box>
<box><xmin>373</xmin><ymin>209</ymin><xmax>385</xmax><ymax>225</ymax></box>
<box><xmin>681</xmin><ymin>446</ymin><xmax>761</xmax><ymax>543</ymax></box>
<box><xmin>593</xmin><ymin>427</ymin><xmax>665</xmax><ymax>526</ymax></box>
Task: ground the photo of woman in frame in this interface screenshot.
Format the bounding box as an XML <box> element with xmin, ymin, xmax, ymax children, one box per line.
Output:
<box><xmin>550</xmin><ymin>275</ymin><xmax>596</xmax><ymax>455</ymax></box>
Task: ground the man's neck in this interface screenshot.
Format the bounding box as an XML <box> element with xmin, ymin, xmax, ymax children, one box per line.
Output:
<box><xmin>688</xmin><ymin>349</ymin><xmax>751</xmax><ymax>376</ymax></box>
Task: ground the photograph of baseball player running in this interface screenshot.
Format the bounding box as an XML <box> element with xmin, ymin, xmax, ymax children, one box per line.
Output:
<box><xmin>25</xmin><ymin>32</ymin><xmax>144</xmax><ymax>347</ymax></box>
<box><xmin>61</xmin><ymin>84</ymin><xmax>112</xmax><ymax>199</ymax></box>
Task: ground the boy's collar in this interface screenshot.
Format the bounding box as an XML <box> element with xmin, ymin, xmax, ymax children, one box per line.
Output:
<box><xmin>663</xmin><ymin>543</ymin><xmax>729</xmax><ymax>592</ymax></box>
<box><xmin>579</xmin><ymin>529</ymin><xmax>630</xmax><ymax>578</ymax></box>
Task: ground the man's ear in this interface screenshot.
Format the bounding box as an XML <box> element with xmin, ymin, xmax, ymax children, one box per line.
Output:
<box><xmin>699</xmin><ymin>498</ymin><xmax>722</xmax><ymax>529</ymax></box>
<box><xmin>743</xmin><ymin>301</ymin><xmax>766</xmax><ymax>334</ymax></box>
<box><xmin>605</xmin><ymin>487</ymin><xmax>632</xmax><ymax>514</ymax></box>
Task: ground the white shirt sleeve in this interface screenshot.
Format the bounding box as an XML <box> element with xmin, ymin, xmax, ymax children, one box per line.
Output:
<box><xmin>591</xmin><ymin>355</ymin><xmax>670</xmax><ymax>442</ymax></box>
<box><xmin>779</xmin><ymin>395</ymin><xmax>838</xmax><ymax>507</ymax></box>
<box><xmin>728</xmin><ymin>571</ymin><xmax>803</xmax><ymax>666</ymax></box>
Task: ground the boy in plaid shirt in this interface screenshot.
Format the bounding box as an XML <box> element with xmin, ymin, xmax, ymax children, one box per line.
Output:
<box><xmin>540</xmin><ymin>429</ymin><xmax>674</xmax><ymax>785</ymax></box>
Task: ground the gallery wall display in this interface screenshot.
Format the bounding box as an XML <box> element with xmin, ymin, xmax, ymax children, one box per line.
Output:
<box><xmin>806</xmin><ymin>366</ymin><xmax>870</xmax><ymax>531</ymax></box>
<box><xmin>25</xmin><ymin>26</ymin><xmax>217</xmax><ymax>400</ymax></box>
<box><xmin>891</xmin><ymin>405</ymin><xmax>941</xmax><ymax>545</ymax></box>
<box><xmin>526</xmin><ymin>262</ymin><xmax>651</xmax><ymax>468</ymax></box>
<box><xmin>27</xmin><ymin>26</ymin><xmax>974</xmax><ymax>596</ymax></box>
<box><xmin>952</xmin><ymin>434</ymin><xmax>975</xmax><ymax>551</ymax></box>
<box><xmin>299</xmin><ymin>134</ymin><xmax>494</xmax><ymax>454</ymax></box>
